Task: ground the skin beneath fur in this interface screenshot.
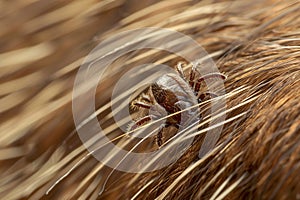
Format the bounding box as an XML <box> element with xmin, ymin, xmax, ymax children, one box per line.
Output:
<box><xmin>0</xmin><ymin>0</ymin><xmax>299</xmax><ymax>199</ymax></box>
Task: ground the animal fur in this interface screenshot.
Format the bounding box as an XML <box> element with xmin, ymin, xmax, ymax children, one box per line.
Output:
<box><xmin>0</xmin><ymin>0</ymin><xmax>299</xmax><ymax>199</ymax></box>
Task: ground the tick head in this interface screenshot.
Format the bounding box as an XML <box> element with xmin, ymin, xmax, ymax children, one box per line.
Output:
<box><xmin>150</xmin><ymin>83</ymin><xmax>166</xmax><ymax>104</ymax></box>
<box><xmin>150</xmin><ymin>82</ymin><xmax>179</xmax><ymax>114</ymax></box>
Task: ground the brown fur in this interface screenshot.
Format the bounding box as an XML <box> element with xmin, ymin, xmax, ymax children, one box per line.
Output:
<box><xmin>0</xmin><ymin>0</ymin><xmax>299</xmax><ymax>199</ymax></box>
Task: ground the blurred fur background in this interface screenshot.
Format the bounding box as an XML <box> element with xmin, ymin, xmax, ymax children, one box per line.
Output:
<box><xmin>0</xmin><ymin>0</ymin><xmax>299</xmax><ymax>199</ymax></box>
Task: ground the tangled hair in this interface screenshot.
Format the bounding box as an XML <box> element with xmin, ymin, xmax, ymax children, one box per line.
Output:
<box><xmin>1</xmin><ymin>0</ymin><xmax>299</xmax><ymax>199</ymax></box>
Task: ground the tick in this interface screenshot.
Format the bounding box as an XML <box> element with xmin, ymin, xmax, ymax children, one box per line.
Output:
<box><xmin>128</xmin><ymin>62</ymin><xmax>226</xmax><ymax>147</ymax></box>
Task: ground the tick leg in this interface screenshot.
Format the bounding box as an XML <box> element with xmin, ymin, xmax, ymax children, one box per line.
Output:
<box><xmin>131</xmin><ymin>99</ymin><xmax>152</xmax><ymax>110</ymax></box>
<box><xmin>127</xmin><ymin>115</ymin><xmax>152</xmax><ymax>132</ymax></box>
<box><xmin>194</xmin><ymin>73</ymin><xmax>226</xmax><ymax>93</ymax></box>
<box><xmin>155</xmin><ymin>122</ymin><xmax>179</xmax><ymax>147</ymax></box>
<box><xmin>176</xmin><ymin>62</ymin><xmax>186</xmax><ymax>80</ymax></box>
<box><xmin>197</xmin><ymin>91</ymin><xmax>218</xmax><ymax>102</ymax></box>
<box><xmin>189</xmin><ymin>64</ymin><xmax>197</xmax><ymax>89</ymax></box>
<box><xmin>156</xmin><ymin>129</ymin><xmax>163</xmax><ymax>147</ymax></box>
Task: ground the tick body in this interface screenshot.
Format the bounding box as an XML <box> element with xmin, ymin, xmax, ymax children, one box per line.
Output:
<box><xmin>128</xmin><ymin>62</ymin><xmax>226</xmax><ymax>147</ymax></box>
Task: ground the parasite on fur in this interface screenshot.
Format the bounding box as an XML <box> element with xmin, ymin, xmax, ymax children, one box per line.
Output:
<box><xmin>127</xmin><ymin>62</ymin><xmax>226</xmax><ymax>147</ymax></box>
